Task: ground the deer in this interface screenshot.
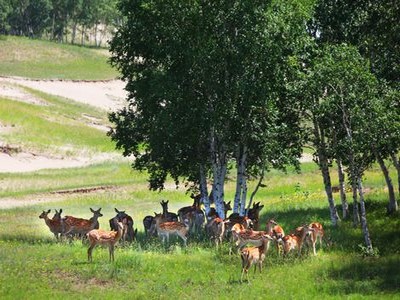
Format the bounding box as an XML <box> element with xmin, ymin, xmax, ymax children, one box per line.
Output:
<box><xmin>207</xmin><ymin>201</ymin><xmax>232</xmax><ymax>221</ymax></box>
<box><xmin>39</xmin><ymin>209</ymin><xmax>63</xmax><ymax>240</ymax></box>
<box><xmin>205</xmin><ymin>217</ymin><xmax>230</xmax><ymax>248</ymax></box>
<box><xmin>266</xmin><ymin>219</ymin><xmax>285</xmax><ymax>255</ymax></box>
<box><xmin>87</xmin><ymin>221</ymin><xmax>124</xmax><ymax>262</ymax></box>
<box><xmin>109</xmin><ymin>208</ymin><xmax>137</xmax><ymax>243</ymax></box>
<box><xmin>177</xmin><ymin>197</ymin><xmax>205</xmax><ymax>234</ymax></box>
<box><xmin>160</xmin><ymin>200</ymin><xmax>179</xmax><ymax>222</ymax></box>
<box><xmin>306</xmin><ymin>222</ymin><xmax>325</xmax><ymax>255</ymax></box>
<box><xmin>225</xmin><ymin>214</ymin><xmax>254</xmax><ymax>241</ymax></box>
<box><xmin>153</xmin><ymin>213</ymin><xmax>190</xmax><ymax>246</ymax></box>
<box><xmin>62</xmin><ymin>208</ymin><xmax>103</xmax><ymax>239</ymax></box>
<box><xmin>231</xmin><ymin>223</ymin><xmax>273</xmax><ymax>252</ymax></box>
<box><xmin>240</xmin><ymin>236</ymin><xmax>269</xmax><ymax>282</ymax></box>
<box><xmin>247</xmin><ymin>202</ymin><xmax>264</xmax><ymax>230</ymax></box>
<box><xmin>143</xmin><ymin>215</ymin><xmax>155</xmax><ymax>236</ymax></box>
<box><xmin>279</xmin><ymin>224</ymin><xmax>314</xmax><ymax>256</ymax></box>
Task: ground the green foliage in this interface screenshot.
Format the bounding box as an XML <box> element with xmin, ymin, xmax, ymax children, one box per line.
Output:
<box><xmin>0</xmin><ymin>0</ymin><xmax>120</xmax><ymax>45</ymax></box>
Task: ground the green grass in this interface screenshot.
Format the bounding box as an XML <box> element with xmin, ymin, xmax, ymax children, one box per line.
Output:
<box><xmin>0</xmin><ymin>36</ymin><xmax>118</xmax><ymax>80</ymax></box>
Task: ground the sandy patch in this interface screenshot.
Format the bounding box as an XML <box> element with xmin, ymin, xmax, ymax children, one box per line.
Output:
<box><xmin>0</xmin><ymin>80</ymin><xmax>48</xmax><ymax>105</ymax></box>
<box><xmin>0</xmin><ymin>76</ymin><xmax>127</xmax><ymax>111</ymax></box>
<box><xmin>0</xmin><ymin>150</ymin><xmax>124</xmax><ymax>173</ymax></box>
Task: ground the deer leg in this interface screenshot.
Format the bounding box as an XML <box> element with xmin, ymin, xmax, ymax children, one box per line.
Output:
<box><xmin>109</xmin><ymin>245</ymin><xmax>115</xmax><ymax>262</ymax></box>
<box><xmin>88</xmin><ymin>243</ymin><xmax>96</xmax><ymax>262</ymax></box>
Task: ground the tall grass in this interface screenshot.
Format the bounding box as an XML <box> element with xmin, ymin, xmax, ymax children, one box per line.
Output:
<box><xmin>0</xmin><ymin>36</ymin><xmax>118</xmax><ymax>80</ymax></box>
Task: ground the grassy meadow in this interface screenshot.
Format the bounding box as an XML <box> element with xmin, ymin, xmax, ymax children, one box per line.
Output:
<box><xmin>0</xmin><ymin>36</ymin><xmax>399</xmax><ymax>299</ymax></box>
<box><xmin>0</xmin><ymin>35</ymin><xmax>118</xmax><ymax>80</ymax></box>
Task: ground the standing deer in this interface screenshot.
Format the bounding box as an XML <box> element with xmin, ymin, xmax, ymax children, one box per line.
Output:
<box><xmin>279</xmin><ymin>224</ymin><xmax>314</xmax><ymax>256</ymax></box>
<box><xmin>205</xmin><ymin>217</ymin><xmax>230</xmax><ymax>248</ymax></box>
<box><xmin>62</xmin><ymin>208</ymin><xmax>103</xmax><ymax>239</ymax></box>
<box><xmin>153</xmin><ymin>213</ymin><xmax>190</xmax><ymax>246</ymax></box>
<box><xmin>39</xmin><ymin>209</ymin><xmax>63</xmax><ymax>240</ymax></box>
<box><xmin>87</xmin><ymin>221</ymin><xmax>124</xmax><ymax>262</ymax></box>
<box><xmin>240</xmin><ymin>236</ymin><xmax>269</xmax><ymax>282</ymax></box>
<box><xmin>160</xmin><ymin>200</ymin><xmax>178</xmax><ymax>222</ymax></box>
<box><xmin>109</xmin><ymin>208</ymin><xmax>136</xmax><ymax>243</ymax></box>
<box><xmin>143</xmin><ymin>215</ymin><xmax>155</xmax><ymax>236</ymax></box>
<box><xmin>178</xmin><ymin>197</ymin><xmax>204</xmax><ymax>234</ymax></box>
<box><xmin>266</xmin><ymin>219</ymin><xmax>285</xmax><ymax>255</ymax></box>
<box><xmin>231</xmin><ymin>224</ymin><xmax>273</xmax><ymax>251</ymax></box>
<box><xmin>306</xmin><ymin>222</ymin><xmax>324</xmax><ymax>255</ymax></box>
<box><xmin>247</xmin><ymin>202</ymin><xmax>264</xmax><ymax>230</ymax></box>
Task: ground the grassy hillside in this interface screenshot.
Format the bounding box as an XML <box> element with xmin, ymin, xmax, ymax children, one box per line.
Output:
<box><xmin>0</xmin><ymin>86</ymin><xmax>116</xmax><ymax>159</ymax></box>
<box><xmin>0</xmin><ymin>36</ymin><xmax>118</xmax><ymax>80</ymax></box>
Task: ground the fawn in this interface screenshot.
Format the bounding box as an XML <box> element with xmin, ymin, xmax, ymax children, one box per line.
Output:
<box><xmin>39</xmin><ymin>209</ymin><xmax>63</xmax><ymax>240</ymax></box>
<box><xmin>87</xmin><ymin>221</ymin><xmax>124</xmax><ymax>262</ymax></box>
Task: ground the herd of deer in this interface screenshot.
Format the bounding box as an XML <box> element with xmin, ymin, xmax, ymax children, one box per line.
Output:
<box><xmin>39</xmin><ymin>195</ymin><xmax>324</xmax><ymax>282</ymax></box>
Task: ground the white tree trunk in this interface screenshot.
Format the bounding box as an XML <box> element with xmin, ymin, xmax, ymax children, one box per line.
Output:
<box><xmin>199</xmin><ymin>165</ymin><xmax>211</xmax><ymax>216</ymax></box>
<box><xmin>210</xmin><ymin>130</ymin><xmax>227</xmax><ymax>219</ymax></box>
<box><xmin>337</xmin><ymin>159</ymin><xmax>349</xmax><ymax>219</ymax></box>
<box><xmin>374</xmin><ymin>151</ymin><xmax>397</xmax><ymax>214</ymax></box>
<box><xmin>391</xmin><ymin>153</ymin><xmax>400</xmax><ymax>197</ymax></box>
<box><xmin>357</xmin><ymin>177</ymin><xmax>373</xmax><ymax>251</ymax></box>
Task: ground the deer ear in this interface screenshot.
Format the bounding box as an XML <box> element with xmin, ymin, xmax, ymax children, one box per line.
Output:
<box><xmin>90</xmin><ymin>208</ymin><xmax>94</xmax><ymax>213</ymax></box>
<box><xmin>47</xmin><ymin>209</ymin><xmax>51</xmax><ymax>214</ymax></box>
<box><xmin>59</xmin><ymin>209</ymin><xmax>62</xmax><ymax>213</ymax></box>
<box><xmin>115</xmin><ymin>208</ymin><xmax>119</xmax><ymax>213</ymax></box>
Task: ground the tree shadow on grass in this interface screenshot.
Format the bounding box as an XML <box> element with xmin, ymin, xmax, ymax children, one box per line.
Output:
<box><xmin>259</xmin><ymin>198</ymin><xmax>400</xmax><ymax>255</ymax></box>
<box><xmin>324</xmin><ymin>256</ymin><xmax>400</xmax><ymax>295</ymax></box>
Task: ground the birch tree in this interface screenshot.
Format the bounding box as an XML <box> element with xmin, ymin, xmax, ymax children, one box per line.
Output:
<box><xmin>311</xmin><ymin>44</ymin><xmax>380</xmax><ymax>251</ymax></box>
<box><xmin>109</xmin><ymin>0</ymin><xmax>308</xmax><ymax>218</ymax></box>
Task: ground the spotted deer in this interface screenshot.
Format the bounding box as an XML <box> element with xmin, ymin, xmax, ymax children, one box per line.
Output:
<box><xmin>231</xmin><ymin>223</ymin><xmax>273</xmax><ymax>251</ymax></box>
<box><xmin>266</xmin><ymin>219</ymin><xmax>285</xmax><ymax>255</ymax></box>
<box><xmin>279</xmin><ymin>224</ymin><xmax>314</xmax><ymax>256</ymax></box>
<box><xmin>62</xmin><ymin>208</ymin><xmax>103</xmax><ymax>239</ymax></box>
<box><xmin>39</xmin><ymin>209</ymin><xmax>63</xmax><ymax>240</ymax></box>
<box><xmin>307</xmin><ymin>222</ymin><xmax>324</xmax><ymax>255</ymax></box>
<box><xmin>240</xmin><ymin>236</ymin><xmax>270</xmax><ymax>282</ymax></box>
<box><xmin>225</xmin><ymin>214</ymin><xmax>253</xmax><ymax>240</ymax></box>
<box><xmin>87</xmin><ymin>221</ymin><xmax>124</xmax><ymax>262</ymax></box>
<box><xmin>177</xmin><ymin>197</ymin><xmax>204</xmax><ymax>233</ymax></box>
<box><xmin>153</xmin><ymin>213</ymin><xmax>190</xmax><ymax>246</ymax></box>
<box><xmin>205</xmin><ymin>217</ymin><xmax>229</xmax><ymax>248</ymax></box>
